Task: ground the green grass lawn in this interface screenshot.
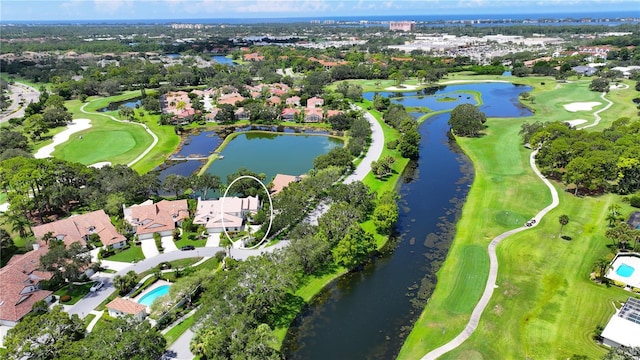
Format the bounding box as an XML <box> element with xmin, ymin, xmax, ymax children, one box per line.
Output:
<box><xmin>83</xmin><ymin>313</ymin><xmax>96</xmax><ymax>329</ymax></box>
<box><xmin>104</xmin><ymin>244</ymin><xmax>144</xmax><ymax>262</ymax></box>
<box><xmin>164</xmin><ymin>314</ymin><xmax>197</xmax><ymax>345</ymax></box>
<box><xmin>174</xmin><ymin>234</ymin><xmax>207</xmax><ymax>249</ymax></box>
<box><xmin>397</xmin><ymin>77</ymin><xmax>639</xmax><ymax>359</ymax></box>
<box><xmin>55</xmin><ymin>283</ymin><xmax>93</xmax><ymax>305</ymax></box>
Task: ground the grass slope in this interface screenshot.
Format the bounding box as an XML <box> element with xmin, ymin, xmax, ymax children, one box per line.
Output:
<box><xmin>398</xmin><ymin>77</ymin><xmax>638</xmax><ymax>359</ymax></box>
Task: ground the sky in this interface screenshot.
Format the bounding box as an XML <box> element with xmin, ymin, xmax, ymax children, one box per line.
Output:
<box><xmin>1</xmin><ymin>0</ymin><xmax>639</xmax><ymax>21</ymax></box>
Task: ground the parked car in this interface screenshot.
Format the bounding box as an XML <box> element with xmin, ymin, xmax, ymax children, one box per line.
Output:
<box><xmin>90</xmin><ymin>280</ymin><xmax>104</xmax><ymax>292</ymax></box>
<box><xmin>181</xmin><ymin>245</ymin><xmax>195</xmax><ymax>251</ymax></box>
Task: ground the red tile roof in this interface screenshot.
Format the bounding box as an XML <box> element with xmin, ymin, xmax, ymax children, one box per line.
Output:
<box><xmin>125</xmin><ymin>200</ymin><xmax>189</xmax><ymax>236</ymax></box>
<box><xmin>106</xmin><ymin>298</ymin><xmax>147</xmax><ymax>315</ymax></box>
<box><xmin>32</xmin><ymin>210</ymin><xmax>125</xmax><ymax>247</ymax></box>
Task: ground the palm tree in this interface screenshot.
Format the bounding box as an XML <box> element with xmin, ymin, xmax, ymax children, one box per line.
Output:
<box><xmin>594</xmin><ymin>258</ymin><xmax>612</xmax><ymax>282</ymax></box>
<box><xmin>1</xmin><ymin>210</ymin><xmax>31</xmax><ymax>239</ymax></box>
<box><xmin>559</xmin><ymin>214</ymin><xmax>569</xmax><ymax>237</ymax></box>
<box><xmin>606</xmin><ymin>204</ymin><xmax>622</xmax><ymax>227</ymax></box>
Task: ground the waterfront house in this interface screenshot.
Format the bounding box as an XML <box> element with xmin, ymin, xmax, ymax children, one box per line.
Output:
<box><xmin>123</xmin><ymin>200</ymin><xmax>189</xmax><ymax>240</ymax></box>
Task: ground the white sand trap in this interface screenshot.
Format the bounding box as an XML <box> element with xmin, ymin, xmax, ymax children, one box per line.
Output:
<box><xmin>565</xmin><ymin>119</ymin><xmax>588</xmax><ymax>127</ymax></box>
<box><xmin>89</xmin><ymin>161</ymin><xmax>112</xmax><ymax>168</ymax></box>
<box><xmin>563</xmin><ymin>102</ymin><xmax>601</xmax><ymax>112</ymax></box>
<box><xmin>386</xmin><ymin>84</ymin><xmax>419</xmax><ymax>91</ymax></box>
<box><xmin>610</xmin><ymin>83</ymin><xmax>628</xmax><ymax>90</ymax></box>
<box><xmin>34</xmin><ymin>119</ymin><xmax>92</xmax><ymax>159</ymax></box>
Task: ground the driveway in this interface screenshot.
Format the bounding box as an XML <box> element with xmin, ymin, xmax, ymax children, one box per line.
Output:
<box><xmin>141</xmin><ymin>239</ymin><xmax>160</xmax><ymax>258</ymax></box>
<box><xmin>162</xmin><ymin>236</ymin><xmax>179</xmax><ymax>253</ymax></box>
<box><xmin>164</xmin><ymin>329</ymin><xmax>196</xmax><ymax>360</ymax></box>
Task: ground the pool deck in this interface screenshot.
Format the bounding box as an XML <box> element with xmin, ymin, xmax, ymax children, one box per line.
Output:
<box><xmin>606</xmin><ymin>253</ymin><xmax>640</xmax><ymax>288</ymax></box>
<box><xmin>132</xmin><ymin>279</ymin><xmax>172</xmax><ymax>304</ymax></box>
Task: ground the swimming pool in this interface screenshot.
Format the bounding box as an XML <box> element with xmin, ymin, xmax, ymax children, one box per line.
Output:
<box><xmin>137</xmin><ymin>285</ymin><xmax>170</xmax><ymax>307</ymax></box>
<box><xmin>616</xmin><ymin>263</ymin><xmax>635</xmax><ymax>278</ymax></box>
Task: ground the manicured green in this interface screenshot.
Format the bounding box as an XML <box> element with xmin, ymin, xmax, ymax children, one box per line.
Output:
<box><xmin>105</xmin><ymin>244</ymin><xmax>144</xmax><ymax>262</ymax></box>
<box><xmin>398</xmin><ymin>76</ymin><xmax>638</xmax><ymax>359</ymax></box>
<box><xmin>54</xmin><ymin>283</ymin><xmax>93</xmax><ymax>305</ymax></box>
<box><xmin>174</xmin><ymin>235</ymin><xmax>207</xmax><ymax>249</ymax></box>
<box><xmin>164</xmin><ymin>314</ymin><xmax>197</xmax><ymax>345</ymax></box>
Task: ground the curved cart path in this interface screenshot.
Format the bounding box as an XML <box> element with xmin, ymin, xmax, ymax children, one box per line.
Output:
<box><xmin>422</xmin><ymin>148</ymin><xmax>559</xmax><ymax>360</ymax></box>
<box><xmin>80</xmin><ymin>102</ymin><xmax>158</xmax><ymax>167</ymax></box>
<box><xmin>577</xmin><ymin>91</ymin><xmax>613</xmax><ymax>130</ymax></box>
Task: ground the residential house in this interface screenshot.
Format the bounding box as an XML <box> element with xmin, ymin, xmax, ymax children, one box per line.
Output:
<box><xmin>123</xmin><ymin>199</ymin><xmax>189</xmax><ymax>240</ymax></box>
<box><xmin>193</xmin><ymin>196</ymin><xmax>260</xmax><ymax>234</ymax></box>
<box><xmin>307</xmin><ymin>96</ymin><xmax>324</xmax><ymax>108</ymax></box>
<box><xmin>205</xmin><ymin>108</ymin><xmax>220</xmax><ymax>122</ymax></box>
<box><xmin>304</xmin><ymin>107</ymin><xmax>324</xmax><ymax>123</ymax></box>
<box><xmin>106</xmin><ymin>298</ymin><xmax>147</xmax><ymax>321</ymax></box>
<box><xmin>572</xmin><ymin>65</ymin><xmax>597</xmax><ymax>76</ymax></box>
<box><xmin>234</xmin><ymin>107</ymin><xmax>249</xmax><ymax>120</ymax></box>
<box><xmin>270</xmin><ymin>174</ymin><xmax>304</xmax><ymax>196</ymax></box>
<box><xmin>217</xmin><ymin>92</ymin><xmax>245</xmax><ymax>106</ymax></box>
<box><xmin>601</xmin><ymin>297</ymin><xmax>640</xmax><ymax>349</ymax></box>
<box><xmin>268</xmin><ymin>96</ymin><xmax>281</xmax><ymax>106</ymax></box>
<box><xmin>32</xmin><ymin>210</ymin><xmax>126</xmax><ymax>249</ymax></box>
<box><xmin>281</xmin><ymin>108</ymin><xmax>300</xmax><ymax>121</ymax></box>
<box><xmin>243</xmin><ymin>52</ymin><xmax>264</xmax><ymax>62</ymax></box>
<box><xmin>0</xmin><ymin>244</ymin><xmax>53</xmax><ymax>326</ymax></box>
<box><xmin>286</xmin><ymin>96</ymin><xmax>301</xmax><ymax>107</ymax></box>
<box><xmin>325</xmin><ymin>110</ymin><xmax>343</xmax><ymax>118</ymax></box>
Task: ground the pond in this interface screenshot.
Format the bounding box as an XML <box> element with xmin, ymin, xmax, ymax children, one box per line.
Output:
<box><xmin>212</xmin><ymin>55</ymin><xmax>236</xmax><ymax>66</ymax></box>
<box><xmin>97</xmin><ymin>97</ymin><xmax>142</xmax><ymax>112</ymax></box>
<box><xmin>156</xmin><ymin>129</ymin><xmax>342</xmax><ymax>185</ymax></box>
<box><xmin>282</xmin><ymin>82</ymin><xmax>531</xmax><ymax>359</ymax></box>
<box><xmin>203</xmin><ymin>132</ymin><xmax>343</xmax><ymax>183</ymax></box>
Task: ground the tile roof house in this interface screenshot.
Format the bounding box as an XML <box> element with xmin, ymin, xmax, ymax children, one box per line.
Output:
<box><xmin>307</xmin><ymin>96</ymin><xmax>325</xmax><ymax>108</ymax></box>
<box><xmin>326</xmin><ymin>110</ymin><xmax>343</xmax><ymax>118</ymax></box>
<box><xmin>217</xmin><ymin>92</ymin><xmax>245</xmax><ymax>105</ymax></box>
<box><xmin>0</xmin><ymin>244</ymin><xmax>54</xmax><ymax>326</ymax></box>
<box><xmin>270</xmin><ymin>174</ymin><xmax>305</xmax><ymax>196</ymax></box>
<box><xmin>123</xmin><ymin>199</ymin><xmax>189</xmax><ymax>240</ymax></box>
<box><xmin>304</xmin><ymin>107</ymin><xmax>324</xmax><ymax>123</ymax></box>
<box><xmin>285</xmin><ymin>96</ymin><xmax>301</xmax><ymax>107</ymax></box>
<box><xmin>193</xmin><ymin>196</ymin><xmax>260</xmax><ymax>234</ymax></box>
<box><xmin>106</xmin><ymin>298</ymin><xmax>147</xmax><ymax>321</ymax></box>
<box><xmin>281</xmin><ymin>108</ymin><xmax>300</xmax><ymax>121</ymax></box>
<box><xmin>32</xmin><ymin>210</ymin><xmax>126</xmax><ymax>249</ymax></box>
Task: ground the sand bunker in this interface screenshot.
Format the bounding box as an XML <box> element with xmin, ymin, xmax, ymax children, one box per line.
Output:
<box><xmin>89</xmin><ymin>162</ymin><xmax>112</xmax><ymax>168</ymax></box>
<box><xmin>565</xmin><ymin>119</ymin><xmax>588</xmax><ymax>127</ymax></box>
<box><xmin>386</xmin><ymin>84</ymin><xmax>419</xmax><ymax>91</ymax></box>
<box><xmin>563</xmin><ymin>102</ymin><xmax>601</xmax><ymax>112</ymax></box>
<box><xmin>34</xmin><ymin>119</ymin><xmax>92</xmax><ymax>159</ymax></box>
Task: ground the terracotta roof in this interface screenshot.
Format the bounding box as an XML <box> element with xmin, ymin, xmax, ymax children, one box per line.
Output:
<box><xmin>0</xmin><ymin>245</ymin><xmax>54</xmax><ymax>323</ymax></box>
<box><xmin>307</xmin><ymin>97</ymin><xmax>324</xmax><ymax>108</ymax></box>
<box><xmin>106</xmin><ymin>298</ymin><xmax>147</xmax><ymax>314</ymax></box>
<box><xmin>125</xmin><ymin>199</ymin><xmax>189</xmax><ymax>236</ymax></box>
<box><xmin>32</xmin><ymin>210</ymin><xmax>125</xmax><ymax>247</ymax></box>
<box><xmin>270</xmin><ymin>174</ymin><xmax>304</xmax><ymax>196</ymax></box>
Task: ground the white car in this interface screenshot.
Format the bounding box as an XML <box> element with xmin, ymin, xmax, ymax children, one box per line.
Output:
<box><xmin>90</xmin><ymin>280</ymin><xmax>104</xmax><ymax>292</ymax></box>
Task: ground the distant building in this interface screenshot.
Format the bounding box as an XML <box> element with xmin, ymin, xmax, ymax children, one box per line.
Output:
<box><xmin>572</xmin><ymin>65</ymin><xmax>598</xmax><ymax>76</ymax></box>
<box><xmin>389</xmin><ymin>21</ymin><xmax>416</xmax><ymax>32</ymax></box>
<box><xmin>601</xmin><ymin>297</ymin><xmax>640</xmax><ymax>349</ymax></box>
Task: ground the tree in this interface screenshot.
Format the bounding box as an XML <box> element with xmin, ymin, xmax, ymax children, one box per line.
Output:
<box><xmin>113</xmin><ymin>270</ymin><xmax>139</xmax><ymax>295</ymax></box>
<box><xmin>163</xmin><ymin>174</ymin><xmax>189</xmax><ymax>198</ymax></box>
<box><xmin>192</xmin><ymin>172</ymin><xmax>221</xmax><ymax>199</ymax></box>
<box><xmin>373</xmin><ymin>191</ymin><xmax>399</xmax><ymax>235</ymax></box>
<box><xmin>594</xmin><ymin>258</ymin><xmax>612</xmax><ymax>281</ymax></box>
<box><xmin>589</xmin><ymin>77</ymin><xmax>610</xmax><ymax>92</ymax></box>
<box><xmin>40</xmin><ymin>241</ymin><xmax>91</xmax><ymax>285</ymax></box>
<box><xmin>226</xmin><ymin>168</ymin><xmax>267</xmax><ymax>197</ymax></box>
<box><xmin>118</xmin><ymin>106</ymin><xmax>135</xmax><ymax>121</ymax></box>
<box><xmin>333</xmin><ymin>225</ymin><xmax>376</xmax><ymax>269</ymax></box>
<box><xmin>371</xmin><ymin>155</ymin><xmax>395</xmax><ymax>178</ymax></box>
<box><xmin>313</xmin><ymin>147</ymin><xmax>353</xmax><ymax>171</ymax></box>
<box><xmin>448</xmin><ymin>104</ymin><xmax>487</xmax><ymax>137</ymax></box>
<box><xmin>398</xmin><ymin>129</ymin><xmax>421</xmax><ymax>159</ymax></box>
<box><xmin>3</xmin><ymin>306</ymin><xmax>84</xmax><ymax>360</ymax></box>
<box><xmin>558</xmin><ymin>214</ymin><xmax>569</xmax><ymax>237</ymax></box>
<box><xmin>0</xmin><ymin>228</ymin><xmax>15</xmax><ymax>254</ymax></box>
<box><xmin>606</xmin><ymin>204</ymin><xmax>622</xmax><ymax>227</ymax></box>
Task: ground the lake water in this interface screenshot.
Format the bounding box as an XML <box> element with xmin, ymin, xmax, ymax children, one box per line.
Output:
<box><xmin>97</xmin><ymin>97</ymin><xmax>142</xmax><ymax>112</ymax></box>
<box><xmin>212</xmin><ymin>55</ymin><xmax>235</xmax><ymax>66</ymax></box>
<box><xmin>282</xmin><ymin>82</ymin><xmax>531</xmax><ymax>359</ymax></box>
<box><xmin>204</xmin><ymin>132</ymin><xmax>343</xmax><ymax>183</ymax></box>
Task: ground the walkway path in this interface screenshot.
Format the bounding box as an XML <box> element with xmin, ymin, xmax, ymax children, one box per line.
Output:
<box><xmin>344</xmin><ymin>106</ymin><xmax>384</xmax><ymax>184</ymax></box>
<box><xmin>422</xmin><ymin>148</ymin><xmax>559</xmax><ymax>360</ymax></box>
<box><xmin>577</xmin><ymin>91</ymin><xmax>613</xmax><ymax>130</ymax></box>
<box><xmin>80</xmin><ymin>101</ymin><xmax>159</xmax><ymax>167</ymax></box>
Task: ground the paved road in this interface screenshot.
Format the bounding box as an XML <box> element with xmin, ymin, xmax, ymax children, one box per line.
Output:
<box><xmin>344</xmin><ymin>106</ymin><xmax>384</xmax><ymax>184</ymax></box>
<box><xmin>67</xmin><ymin>242</ymin><xmax>289</xmax><ymax>319</ymax></box>
<box><xmin>0</xmin><ymin>82</ymin><xmax>40</xmax><ymax>123</ymax></box>
<box><xmin>422</xmin><ymin>148</ymin><xmax>559</xmax><ymax>360</ymax></box>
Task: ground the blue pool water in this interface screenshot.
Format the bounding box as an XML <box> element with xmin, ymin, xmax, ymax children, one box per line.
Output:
<box><xmin>137</xmin><ymin>285</ymin><xmax>170</xmax><ymax>306</ymax></box>
<box><xmin>616</xmin><ymin>263</ymin><xmax>635</xmax><ymax>278</ymax></box>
